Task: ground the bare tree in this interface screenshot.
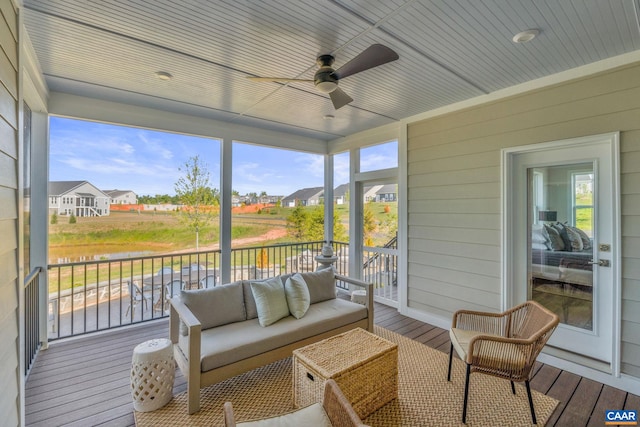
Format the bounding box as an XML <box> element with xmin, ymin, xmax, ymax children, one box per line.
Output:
<box><xmin>174</xmin><ymin>155</ymin><xmax>215</xmax><ymax>250</ymax></box>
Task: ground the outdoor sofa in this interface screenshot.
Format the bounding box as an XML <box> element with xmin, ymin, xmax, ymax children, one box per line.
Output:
<box><xmin>169</xmin><ymin>268</ymin><xmax>373</xmax><ymax>414</ymax></box>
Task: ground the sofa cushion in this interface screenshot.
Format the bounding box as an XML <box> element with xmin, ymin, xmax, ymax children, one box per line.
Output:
<box><xmin>250</xmin><ymin>276</ymin><xmax>290</xmax><ymax>327</ymax></box>
<box><xmin>243</xmin><ymin>280</ymin><xmax>259</xmax><ymax>320</ymax></box>
<box><xmin>180</xmin><ymin>282</ymin><xmax>246</xmax><ymax>335</ymax></box>
<box><xmin>244</xmin><ymin>276</ymin><xmax>289</xmax><ymax>320</ymax></box>
<box><xmin>300</xmin><ymin>268</ymin><xmax>336</xmax><ymax>304</ymax></box>
<box><xmin>189</xmin><ymin>298</ymin><xmax>368</xmax><ymax>372</ymax></box>
<box><xmin>284</xmin><ymin>274</ymin><xmax>310</xmax><ymax>319</ymax></box>
<box><xmin>237</xmin><ymin>402</ymin><xmax>331</xmax><ymax>427</ymax></box>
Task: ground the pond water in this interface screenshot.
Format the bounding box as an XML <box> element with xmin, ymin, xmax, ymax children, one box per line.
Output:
<box><xmin>49</xmin><ymin>244</ymin><xmax>156</xmax><ymax>264</ymax></box>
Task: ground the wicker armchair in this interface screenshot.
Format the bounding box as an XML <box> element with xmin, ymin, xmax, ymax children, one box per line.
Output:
<box><xmin>223</xmin><ymin>379</ymin><xmax>369</xmax><ymax>427</ymax></box>
<box><xmin>447</xmin><ymin>300</ymin><xmax>559</xmax><ymax>424</ymax></box>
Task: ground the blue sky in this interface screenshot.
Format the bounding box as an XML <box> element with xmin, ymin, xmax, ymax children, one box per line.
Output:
<box><xmin>50</xmin><ymin>117</ymin><xmax>396</xmax><ymax>197</ymax></box>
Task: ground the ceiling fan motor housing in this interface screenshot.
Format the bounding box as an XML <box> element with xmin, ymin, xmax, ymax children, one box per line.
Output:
<box><xmin>314</xmin><ymin>54</ymin><xmax>338</xmax><ymax>93</ymax></box>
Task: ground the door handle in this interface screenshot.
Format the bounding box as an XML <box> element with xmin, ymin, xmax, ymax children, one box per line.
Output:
<box><xmin>589</xmin><ymin>259</ymin><xmax>610</xmax><ymax>267</ymax></box>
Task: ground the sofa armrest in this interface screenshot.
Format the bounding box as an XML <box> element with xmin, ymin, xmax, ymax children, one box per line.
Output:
<box><xmin>169</xmin><ymin>296</ymin><xmax>203</xmax><ymax>414</ymax></box>
<box><xmin>169</xmin><ymin>296</ymin><xmax>202</xmax><ymax>343</ymax></box>
<box><xmin>335</xmin><ymin>274</ymin><xmax>374</xmax><ymax>332</ymax></box>
<box><xmin>223</xmin><ymin>402</ymin><xmax>236</xmax><ymax>427</ymax></box>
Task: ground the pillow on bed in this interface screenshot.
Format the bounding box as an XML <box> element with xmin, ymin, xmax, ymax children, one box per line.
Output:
<box><xmin>543</xmin><ymin>224</ymin><xmax>565</xmax><ymax>251</ymax></box>
<box><xmin>567</xmin><ymin>225</ymin><xmax>592</xmax><ymax>250</ymax></box>
<box><xmin>552</xmin><ymin>223</ymin><xmax>574</xmax><ymax>252</ymax></box>
<box><xmin>531</xmin><ymin>225</ymin><xmax>548</xmax><ymax>245</ymax></box>
<box><xmin>565</xmin><ymin>226</ymin><xmax>584</xmax><ymax>251</ymax></box>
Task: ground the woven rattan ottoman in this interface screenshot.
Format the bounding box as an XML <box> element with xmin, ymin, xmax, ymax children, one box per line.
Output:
<box><xmin>292</xmin><ymin>327</ymin><xmax>398</xmax><ymax>419</ymax></box>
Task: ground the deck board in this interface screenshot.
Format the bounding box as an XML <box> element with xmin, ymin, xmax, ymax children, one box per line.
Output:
<box><xmin>25</xmin><ymin>302</ymin><xmax>639</xmax><ymax>426</ymax></box>
<box><xmin>586</xmin><ymin>385</ymin><xmax>626</xmax><ymax>427</ymax></box>
<box><xmin>559</xmin><ymin>378</ymin><xmax>602</xmax><ymax>426</ymax></box>
<box><xmin>544</xmin><ymin>370</ymin><xmax>582</xmax><ymax>426</ymax></box>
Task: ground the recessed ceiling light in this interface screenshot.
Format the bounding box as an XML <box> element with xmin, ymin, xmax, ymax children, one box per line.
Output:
<box><xmin>512</xmin><ymin>29</ymin><xmax>539</xmax><ymax>43</ymax></box>
<box><xmin>323</xmin><ymin>114</ymin><xmax>335</xmax><ymax>120</ymax></box>
<box><xmin>155</xmin><ymin>71</ymin><xmax>173</xmax><ymax>80</ymax></box>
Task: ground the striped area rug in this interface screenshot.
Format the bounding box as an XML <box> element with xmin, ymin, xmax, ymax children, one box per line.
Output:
<box><xmin>135</xmin><ymin>326</ymin><xmax>558</xmax><ymax>426</ymax></box>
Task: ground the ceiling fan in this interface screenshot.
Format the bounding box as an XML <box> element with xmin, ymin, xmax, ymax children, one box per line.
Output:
<box><xmin>247</xmin><ymin>44</ymin><xmax>399</xmax><ymax>110</ymax></box>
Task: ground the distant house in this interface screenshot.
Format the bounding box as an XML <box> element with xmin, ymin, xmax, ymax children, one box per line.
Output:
<box><xmin>375</xmin><ymin>184</ymin><xmax>397</xmax><ymax>202</ymax></box>
<box><xmin>363</xmin><ymin>185</ymin><xmax>383</xmax><ymax>202</ymax></box>
<box><xmin>333</xmin><ymin>184</ymin><xmax>349</xmax><ymax>205</ymax></box>
<box><xmin>282</xmin><ymin>187</ymin><xmax>324</xmax><ymax>207</ymax></box>
<box><xmin>103</xmin><ymin>189</ymin><xmax>138</xmax><ymax>205</ymax></box>
<box><xmin>49</xmin><ymin>181</ymin><xmax>110</xmax><ymax>217</ymax></box>
<box><xmin>261</xmin><ymin>195</ymin><xmax>283</xmax><ymax>205</ymax></box>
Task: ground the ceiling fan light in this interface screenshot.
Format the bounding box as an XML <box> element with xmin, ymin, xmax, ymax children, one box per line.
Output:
<box><xmin>316</xmin><ymin>81</ymin><xmax>338</xmax><ymax>93</ymax></box>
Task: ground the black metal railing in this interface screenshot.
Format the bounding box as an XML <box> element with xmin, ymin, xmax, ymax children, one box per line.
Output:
<box><xmin>44</xmin><ymin>239</ymin><xmax>399</xmax><ymax>341</ymax></box>
<box><xmin>46</xmin><ymin>241</ymin><xmax>350</xmax><ymax>340</ymax></box>
<box><xmin>25</xmin><ymin>267</ymin><xmax>42</xmax><ymax>376</ymax></box>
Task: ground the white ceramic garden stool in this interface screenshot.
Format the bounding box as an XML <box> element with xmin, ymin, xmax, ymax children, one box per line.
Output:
<box><xmin>131</xmin><ymin>338</ymin><xmax>175</xmax><ymax>412</ymax></box>
<box><xmin>351</xmin><ymin>289</ymin><xmax>367</xmax><ymax>305</ymax></box>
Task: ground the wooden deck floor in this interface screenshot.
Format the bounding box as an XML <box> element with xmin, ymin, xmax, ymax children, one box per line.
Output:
<box><xmin>25</xmin><ymin>302</ymin><xmax>639</xmax><ymax>426</ymax></box>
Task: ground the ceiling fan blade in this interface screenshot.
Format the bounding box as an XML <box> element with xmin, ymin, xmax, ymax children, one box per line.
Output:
<box><xmin>333</xmin><ymin>44</ymin><xmax>399</xmax><ymax>80</ymax></box>
<box><xmin>329</xmin><ymin>87</ymin><xmax>353</xmax><ymax>110</ymax></box>
<box><xmin>246</xmin><ymin>77</ymin><xmax>313</xmax><ymax>83</ymax></box>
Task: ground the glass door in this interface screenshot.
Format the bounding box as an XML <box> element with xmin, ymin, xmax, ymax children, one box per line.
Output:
<box><xmin>528</xmin><ymin>164</ymin><xmax>595</xmax><ymax>330</ymax></box>
<box><xmin>508</xmin><ymin>135</ymin><xmax>618</xmax><ymax>364</ymax></box>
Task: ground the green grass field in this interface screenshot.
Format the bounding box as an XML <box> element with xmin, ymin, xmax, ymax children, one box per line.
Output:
<box><xmin>49</xmin><ymin>202</ymin><xmax>398</xmax><ymax>263</ymax></box>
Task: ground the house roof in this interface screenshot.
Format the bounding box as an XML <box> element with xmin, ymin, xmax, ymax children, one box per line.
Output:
<box><xmin>376</xmin><ymin>184</ymin><xmax>397</xmax><ymax>194</ymax></box>
<box><xmin>49</xmin><ymin>181</ymin><xmax>109</xmax><ymax>198</ymax></box>
<box><xmin>282</xmin><ymin>187</ymin><xmax>324</xmax><ymax>203</ymax></box>
<box><xmin>103</xmin><ymin>190</ymin><xmax>136</xmax><ymax>198</ymax></box>
<box><xmin>48</xmin><ymin>181</ymin><xmax>88</xmax><ymax>196</ymax></box>
<box><xmin>22</xmin><ymin>2</ymin><xmax>640</xmax><ymax>142</ymax></box>
<box><xmin>333</xmin><ymin>184</ymin><xmax>349</xmax><ymax>198</ymax></box>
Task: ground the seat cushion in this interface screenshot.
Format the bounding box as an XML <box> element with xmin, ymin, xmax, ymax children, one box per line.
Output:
<box><xmin>450</xmin><ymin>328</ymin><xmax>527</xmax><ymax>369</ymax></box>
<box><xmin>189</xmin><ymin>298</ymin><xmax>368</xmax><ymax>372</ymax></box>
<box><xmin>237</xmin><ymin>402</ymin><xmax>331</xmax><ymax>427</ymax></box>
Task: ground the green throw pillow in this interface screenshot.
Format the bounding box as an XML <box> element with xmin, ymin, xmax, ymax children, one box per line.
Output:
<box><xmin>284</xmin><ymin>274</ymin><xmax>311</xmax><ymax>319</ymax></box>
<box><xmin>250</xmin><ymin>276</ymin><xmax>290</xmax><ymax>327</ymax></box>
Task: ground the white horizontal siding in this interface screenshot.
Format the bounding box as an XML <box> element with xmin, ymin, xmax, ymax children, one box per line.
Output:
<box><xmin>0</xmin><ymin>0</ymin><xmax>19</xmax><ymax>424</ymax></box>
<box><xmin>406</xmin><ymin>61</ymin><xmax>640</xmax><ymax>378</ymax></box>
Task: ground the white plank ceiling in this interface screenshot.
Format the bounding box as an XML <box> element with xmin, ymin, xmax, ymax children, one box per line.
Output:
<box><xmin>23</xmin><ymin>0</ymin><xmax>640</xmax><ymax>141</ymax></box>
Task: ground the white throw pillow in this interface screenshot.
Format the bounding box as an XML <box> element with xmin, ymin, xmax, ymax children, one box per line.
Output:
<box><xmin>284</xmin><ymin>274</ymin><xmax>311</xmax><ymax>319</ymax></box>
<box><xmin>250</xmin><ymin>276</ymin><xmax>290</xmax><ymax>327</ymax></box>
<box><xmin>238</xmin><ymin>403</ymin><xmax>332</xmax><ymax>427</ymax></box>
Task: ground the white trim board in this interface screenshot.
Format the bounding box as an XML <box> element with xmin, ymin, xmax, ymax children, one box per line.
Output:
<box><xmin>537</xmin><ymin>352</ymin><xmax>640</xmax><ymax>396</ymax></box>
<box><xmin>404</xmin><ymin>307</ymin><xmax>451</xmax><ymax>331</ymax></box>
